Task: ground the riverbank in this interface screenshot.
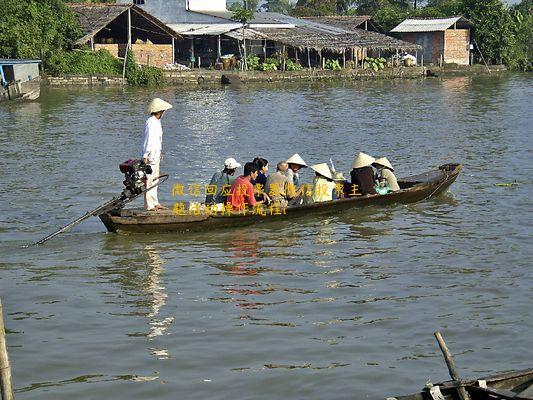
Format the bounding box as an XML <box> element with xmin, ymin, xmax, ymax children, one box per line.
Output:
<box><xmin>43</xmin><ymin>64</ymin><xmax>510</xmax><ymax>87</ymax></box>
<box><xmin>44</xmin><ymin>66</ymin><xmax>425</xmax><ymax>87</ymax></box>
<box><xmin>427</xmin><ymin>64</ymin><xmax>507</xmax><ymax>76</ymax></box>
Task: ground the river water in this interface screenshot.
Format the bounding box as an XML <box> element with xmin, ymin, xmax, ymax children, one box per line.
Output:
<box><xmin>0</xmin><ymin>74</ymin><xmax>531</xmax><ymax>399</ymax></box>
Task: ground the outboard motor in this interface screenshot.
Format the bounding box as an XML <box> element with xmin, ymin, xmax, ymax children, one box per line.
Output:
<box><xmin>34</xmin><ymin>159</ymin><xmax>167</xmax><ymax>245</ymax></box>
<box><xmin>119</xmin><ymin>159</ymin><xmax>153</xmax><ymax>199</ymax></box>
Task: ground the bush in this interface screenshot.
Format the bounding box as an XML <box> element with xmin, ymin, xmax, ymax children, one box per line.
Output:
<box><xmin>285</xmin><ymin>59</ymin><xmax>303</xmax><ymax>71</ymax></box>
<box><xmin>363</xmin><ymin>57</ymin><xmax>386</xmax><ymax>72</ymax></box>
<box><xmin>125</xmin><ymin>51</ymin><xmax>163</xmax><ymax>86</ymax></box>
<box><xmin>0</xmin><ymin>0</ymin><xmax>81</xmax><ymax>73</ymax></box>
<box><xmin>324</xmin><ymin>59</ymin><xmax>342</xmax><ymax>70</ymax></box>
<box><xmin>246</xmin><ymin>55</ymin><xmax>261</xmax><ymax>70</ymax></box>
<box><xmin>47</xmin><ymin>49</ymin><xmax>122</xmax><ymax>76</ymax></box>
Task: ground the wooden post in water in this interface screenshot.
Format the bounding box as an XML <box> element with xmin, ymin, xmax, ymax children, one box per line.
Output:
<box><xmin>0</xmin><ymin>299</ymin><xmax>14</xmax><ymax>400</ymax></box>
<box><xmin>343</xmin><ymin>49</ymin><xmax>346</xmax><ymax>69</ymax></box>
<box><xmin>434</xmin><ymin>331</ymin><xmax>471</xmax><ymax>400</ymax></box>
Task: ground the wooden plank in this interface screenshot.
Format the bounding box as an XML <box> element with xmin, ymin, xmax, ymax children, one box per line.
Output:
<box><xmin>0</xmin><ymin>298</ymin><xmax>14</xmax><ymax>400</ymax></box>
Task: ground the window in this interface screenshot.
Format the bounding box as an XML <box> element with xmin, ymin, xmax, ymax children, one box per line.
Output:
<box><xmin>133</xmin><ymin>0</ymin><xmax>145</xmax><ymax>4</ymax></box>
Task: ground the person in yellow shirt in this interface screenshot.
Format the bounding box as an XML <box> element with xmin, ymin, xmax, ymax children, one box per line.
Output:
<box><xmin>310</xmin><ymin>163</ymin><xmax>336</xmax><ymax>203</ymax></box>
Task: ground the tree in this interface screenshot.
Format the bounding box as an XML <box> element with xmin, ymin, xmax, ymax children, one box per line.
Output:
<box><xmin>262</xmin><ymin>0</ymin><xmax>294</xmax><ymax>14</ymax></box>
<box><xmin>229</xmin><ymin>0</ymin><xmax>259</xmax><ymax>11</ymax></box>
<box><xmin>426</xmin><ymin>0</ymin><xmax>463</xmax><ymax>15</ymax></box>
<box><xmin>509</xmin><ymin>0</ymin><xmax>532</xmax><ymax>70</ymax></box>
<box><xmin>0</xmin><ymin>0</ymin><xmax>81</xmax><ymax>71</ymax></box>
<box><xmin>292</xmin><ymin>0</ymin><xmax>337</xmax><ymax>16</ymax></box>
<box><xmin>462</xmin><ymin>0</ymin><xmax>516</xmax><ymax>65</ymax></box>
<box><xmin>231</xmin><ymin>5</ymin><xmax>254</xmax><ymax>70</ymax></box>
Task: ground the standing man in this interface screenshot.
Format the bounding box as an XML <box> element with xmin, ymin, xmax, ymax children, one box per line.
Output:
<box><xmin>141</xmin><ymin>98</ymin><xmax>173</xmax><ymax>211</ymax></box>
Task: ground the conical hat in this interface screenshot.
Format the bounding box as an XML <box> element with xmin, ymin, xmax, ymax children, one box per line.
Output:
<box><xmin>147</xmin><ymin>98</ymin><xmax>173</xmax><ymax>114</ymax></box>
<box><xmin>373</xmin><ymin>157</ymin><xmax>394</xmax><ymax>171</ymax></box>
<box><xmin>310</xmin><ymin>163</ymin><xmax>333</xmax><ymax>180</ymax></box>
<box><xmin>286</xmin><ymin>153</ymin><xmax>307</xmax><ymax>168</ymax></box>
<box><xmin>351</xmin><ymin>152</ymin><xmax>375</xmax><ymax>169</ymax></box>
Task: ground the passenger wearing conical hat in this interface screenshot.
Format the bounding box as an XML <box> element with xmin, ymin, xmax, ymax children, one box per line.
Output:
<box><xmin>141</xmin><ymin>98</ymin><xmax>173</xmax><ymax>211</ymax></box>
<box><xmin>350</xmin><ymin>152</ymin><xmax>377</xmax><ymax>196</ymax></box>
<box><xmin>310</xmin><ymin>163</ymin><xmax>336</xmax><ymax>203</ymax></box>
<box><xmin>285</xmin><ymin>153</ymin><xmax>307</xmax><ymax>187</ymax></box>
<box><xmin>373</xmin><ymin>157</ymin><xmax>400</xmax><ymax>192</ymax></box>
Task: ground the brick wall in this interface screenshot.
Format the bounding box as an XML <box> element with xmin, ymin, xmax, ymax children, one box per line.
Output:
<box><xmin>444</xmin><ymin>29</ymin><xmax>470</xmax><ymax>65</ymax></box>
<box><xmin>94</xmin><ymin>43</ymin><xmax>173</xmax><ymax>68</ymax></box>
<box><xmin>131</xmin><ymin>44</ymin><xmax>173</xmax><ymax>68</ymax></box>
<box><xmin>94</xmin><ymin>44</ymin><xmax>121</xmax><ymax>58</ymax></box>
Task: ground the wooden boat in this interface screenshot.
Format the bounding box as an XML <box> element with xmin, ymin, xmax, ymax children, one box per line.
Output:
<box><xmin>0</xmin><ymin>59</ymin><xmax>41</xmax><ymax>102</ymax></box>
<box><xmin>99</xmin><ymin>163</ymin><xmax>462</xmax><ymax>234</ymax></box>
<box><xmin>390</xmin><ymin>368</ymin><xmax>533</xmax><ymax>400</ymax></box>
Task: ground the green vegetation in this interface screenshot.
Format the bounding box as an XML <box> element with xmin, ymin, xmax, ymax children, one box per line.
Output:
<box><xmin>244</xmin><ymin>55</ymin><xmax>303</xmax><ymax>71</ymax></box>
<box><xmin>246</xmin><ymin>55</ymin><xmax>262</xmax><ymax>70</ymax></box>
<box><xmin>324</xmin><ymin>59</ymin><xmax>342</xmax><ymax>70</ymax></box>
<box><xmin>364</xmin><ymin>57</ymin><xmax>386</xmax><ymax>71</ymax></box>
<box><xmin>0</xmin><ymin>0</ymin><xmax>81</xmax><ymax>71</ymax></box>
<box><xmin>229</xmin><ymin>0</ymin><xmax>259</xmax><ymax>11</ymax></box>
<box><xmin>124</xmin><ymin>51</ymin><xmax>163</xmax><ymax>86</ymax></box>
<box><xmin>231</xmin><ymin>4</ymin><xmax>255</xmax><ymax>70</ymax></box>
<box><xmin>285</xmin><ymin>59</ymin><xmax>304</xmax><ymax>71</ymax></box>
<box><xmin>293</xmin><ymin>0</ymin><xmax>531</xmax><ymax>70</ymax></box>
<box><xmin>262</xmin><ymin>0</ymin><xmax>294</xmax><ymax>13</ymax></box>
<box><xmin>0</xmin><ymin>0</ymin><xmax>167</xmax><ymax>83</ymax></box>
<box><xmin>47</xmin><ymin>49</ymin><xmax>122</xmax><ymax>76</ymax></box>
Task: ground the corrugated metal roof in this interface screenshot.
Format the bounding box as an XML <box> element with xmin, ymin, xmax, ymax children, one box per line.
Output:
<box><xmin>302</xmin><ymin>16</ymin><xmax>374</xmax><ymax>30</ymax></box>
<box><xmin>0</xmin><ymin>59</ymin><xmax>41</xmax><ymax>65</ymax></box>
<box><xmin>391</xmin><ymin>17</ymin><xmax>467</xmax><ymax>32</ymax></box>
<box><xmin>168</xmin><ymin>23</ymin><xmax>241</xmax><ymax>36</ymax></box>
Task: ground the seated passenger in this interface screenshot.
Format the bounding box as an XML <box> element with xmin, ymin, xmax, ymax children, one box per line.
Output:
<box><xmin>264</xmin><ymin>161</ymin><xmax>297</xmax><ymax>207</ymax></box>
<box><xmin>310</xmin><ymin>163</ymin><xmax>336</xmax><ymax>202</ymax></box>
<box><xmin>373</xmin><ymin>157</ymin><xmax>400</xmax><ymax>192</ymax></box>
<box><xmin>229</xmin><ymin>162</ymin><xmax>265</xmax><ymax>211</ymax></box>
<box><xmin>205</xmin><ymin>157</ymin><xmax>241</xmax><ymax>205</ymax></box>
<box><xmin>285</xmin><ymin>153</ymin><xmax>308</xmax><ymax>187</ymax></box>
<box><xmin>350</xmin><ymin>152</ymin><xmax>378</xmax><ymax>196</ymax></box>
<box><xmin>375</xmin><ymin>176</ymin><xmax>391</xmax><ymax>195</ymax></box>
<box><xmin>252</xmin><ymin>157</ymin><xmax>269</xmax><ymax>187</ymax></box>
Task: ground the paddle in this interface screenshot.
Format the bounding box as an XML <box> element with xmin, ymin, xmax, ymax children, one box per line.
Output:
<box><xmin>434</xmin><ymin>331</ymin><xmax>471</xmax><ymax>400</ymax></box>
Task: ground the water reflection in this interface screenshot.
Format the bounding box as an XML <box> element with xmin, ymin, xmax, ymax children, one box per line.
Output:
<box><xmin>98</xmin><ymin>238</ymin><xmax>172</xmax><ymax>359</ymax></box>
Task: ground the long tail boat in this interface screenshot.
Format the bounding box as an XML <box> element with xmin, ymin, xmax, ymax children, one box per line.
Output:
<box><xmin>389</xmin><ymin>369</ymin><xmax>533</xmax><ymax>400</ymax></box>
<box><xmin>99</xmin><ymin>163</ymin><xmax>462</xmax><ymax>234</ymax></box>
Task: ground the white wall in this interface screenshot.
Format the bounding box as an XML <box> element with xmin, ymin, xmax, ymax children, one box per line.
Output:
<box><xmin>187</xmin><ymin>0</ymin><xmax>228</xmax><ymax>12</ymax></box>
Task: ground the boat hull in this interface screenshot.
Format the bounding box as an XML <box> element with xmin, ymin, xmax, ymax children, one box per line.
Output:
<box><xmin>391</xmin><ymin>368</ymin><xmax>533</xmax><ymax>400</ymax></box>
<box><xmin>99</xmin><ymin>163</ymin><xmax>461</xmax><ymax>234</ymax></box>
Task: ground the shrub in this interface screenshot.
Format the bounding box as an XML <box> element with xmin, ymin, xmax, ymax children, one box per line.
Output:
<box><xmin>285</xmin><ymin>59</ymin><xmax>303</xmax><ymax>71</ymax></box>
<box><xmin>363</xmin><ymin>57</ymin><xmax>386</xmax><ymax>72</ymax></box>
<box><xmin>46</xmin><ymin>49</ymin><xmax>122</xmax><ymax>76</ymax></box>
<box><xmin>324</xmin><ymin>59</ymin><xmax>342</xmax><ymax>70</ymax></box>
<box><xmin>246</xmin><ymin>55</ymin><xmax>261</xmax><ymax>70</ymax></box>
<box><xmin>125</xmin><ymin>51</ymin><xmax>163</xmax><ymax>86</ymax></box>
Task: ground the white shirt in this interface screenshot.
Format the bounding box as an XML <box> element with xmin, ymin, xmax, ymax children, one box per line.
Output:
<box><xmin>381</xmin><ymin>168</ymin><xmax>400</xmax><ymax>192</ymax></box>
<box><xmin>141</xmin><ymin>115</ymin><xmax>163</xmax><ymax>163</ymax></box>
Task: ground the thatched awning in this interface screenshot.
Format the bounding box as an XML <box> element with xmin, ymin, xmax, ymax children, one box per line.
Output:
<box><xmin>67</xmin><ymin>3</ymin><xmax>179</xmax><ymax>45</ymax></box>
<box><xmin>229</xmin><ymin>26</ymin><xmax>421</xmax><ymax>52</ymax></box>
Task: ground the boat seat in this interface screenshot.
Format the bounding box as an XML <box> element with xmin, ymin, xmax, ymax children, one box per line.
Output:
<box><xmin>516</xmin><ymin>382</ymin><xmax>533</xmax><ymax>398</ymax></box>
